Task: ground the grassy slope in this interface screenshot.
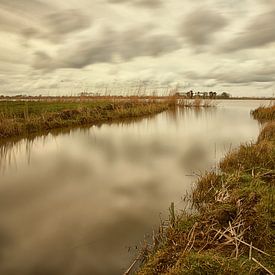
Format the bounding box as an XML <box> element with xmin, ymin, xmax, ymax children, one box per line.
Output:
<box><xmin>137</xmin><ymin>105</ymin><xmax>275</xmax><ymax>275</ymax></box>
<box><xmin>0</xmin><ymin>100</ymin><xmax>169</xmax><ymax>139</ymax></box>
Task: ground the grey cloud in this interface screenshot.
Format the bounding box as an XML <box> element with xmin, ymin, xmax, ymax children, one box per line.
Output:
<box><xmin>180</xmin><ymin>8</ymin><xmax>228</xmax><ymax>46</ymax></box>
<box><xmin>0</xmin><ymin>1</ymin><xmax>92</xmax><ymax>43</ymax></box>
<box><xmin>33</xmin><ymin>27</ymin><xmax>181</xmax><ymax>71</ymax></box>
<box><xmin>185</xmin><ymin>63</ymin><xmax>275</xmax><ymax>85</ymax></box>
<box><xmin>0</xmin><ymin>0</ymin><xmax>50</xmax><ymax>35</ymax></box>
<box><xmin>220</xmin><ymin>10</ymin><xmax>275</xmax><ymax>52</ymax></box>
<box><xmin>118</xmin><ymin>27</ymin><xmax>181</xmax><ymax>59</ymax></box>
<box><xmin>45</xmin><ymin>10</ymin><xmax>91</xmax><ymax>35</ymax></box>
<box><xmin>108</xmin><ymin>0</ymin><xmax>162</xmax><ymax>8</ymax></box>
<box><xmin>33</xmin><ymin>28</ymin><xmax>116</xmax><ymax>70</ymax></box>
<box><xmin>0</xmin><ymin>0</ymin><xmax>52</xmax><ymax>14</ymax></box>
<box><xmin>45</xmin><ymin>10</ymin><xmax>91</xmax><ymax>36</ymax></box>
<box><xmin>217</xmin><ymin>73</ymin><xmax>275</xmax><ymax>84</ymax></box>
<box><xmin>33</xmin><ymin>51</ymin><xmax>54</xmax><ymax>71</ymax></box>
<box><xmin>23</xmin><ymin>9</ymin><xmax>92</xmax><ymax>43</ymax></box>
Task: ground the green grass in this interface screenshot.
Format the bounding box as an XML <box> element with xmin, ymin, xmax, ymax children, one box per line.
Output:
<box><xmin>0</xmin><ymin>97</ymin><xmax>217</xmax><ymax>139</ymax></box>
<box><xmin>0</xmin><ymin>100</ymin><xmax>118</xmax><ymax>117</ymax></box>
<box><xmin>0</xmin><ymin>99</ymin><xmax>170</xmax><ymax>139</ymax></box>
<box><xmin>137</xmin><ymin>106</ymin><xmax>275</xmax><ymax>275</ymax></box>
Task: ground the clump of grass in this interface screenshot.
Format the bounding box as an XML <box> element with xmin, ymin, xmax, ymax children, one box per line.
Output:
<box><xmin>136</xmin><ymin>106</ymin><xmax>275</xmax><ymax>275</ymax></box>
<box><xmin>193</xmin><ymin>98</ymin><xmax>202</xmax><ymax>107</ymax></box>
<box><xmin>177</xmin><ymin>99</ymin><xmax>216</xmax><ymax>108</ymax></box>
<box><xmin>258</xmin><ymin>121</ymin><xmax>275</xmax><ymax>142</ymax></box>
<box><xmin>251</xmin><ymin>103</ymin><xmax>275</xmax><ymax>122</ymax></box>
<box><xmin>219</xmin><ymin>141</ymin><xmax>275</xmax><ymax>175</ymax></box>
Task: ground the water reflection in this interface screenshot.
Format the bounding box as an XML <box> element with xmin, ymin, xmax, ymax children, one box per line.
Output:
<box><xmin>0</xmin><ymin>100</ymin><xmax>267</xmax><ymax>275</ymax></box>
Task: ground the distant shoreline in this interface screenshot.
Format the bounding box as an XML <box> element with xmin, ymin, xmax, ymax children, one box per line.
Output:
<box><xmin>0</xmin><ymin>95</ymin><xmax>274</xmax><ymax>102</ymax></box>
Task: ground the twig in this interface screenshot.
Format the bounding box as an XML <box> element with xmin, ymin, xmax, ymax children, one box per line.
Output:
<box><xmin>184</xmin><ymin>222</ymin><xmax>198</xmax><ymax>252</ymax></box>
<box><xmin>216</xmin><ymin>228</ymin><xmax>270</xmax><ymax>257</ymax></box>
<box><xmin>123</xmin><ymin>253</ymin><xmax>142</xmax><ymax>275</ymax></box>
<box><xmin>249</xmin><ymin>242</ymin><xmax>252</xmax><ymax>260</ymax></box>
<box><xmin>252</xmin><ymin>257</ymin><xmax>274</xmax><ymax>275</ymax></box>
<box><xmin>234</xmin><ymin>237</ymin><xmax>270</xmax><ymax>256</ymax></box>
<box><xmin>221</xmin><ymin>233</ymin><xmax>270</xmax><ymax>256</ymax></box>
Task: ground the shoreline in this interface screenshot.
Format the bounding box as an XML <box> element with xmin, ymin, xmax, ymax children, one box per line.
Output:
<box><xmin>136</xmin><ymin>105</ymin><xmax>275</xmax><ymax>274</ymax></box>
<box><xmin>0</xmin><ymin>99</ymin><xmax>169</xmax><ymax>140</ymax></box>
<box><xmin>0</xmin><ymin>97</ymin><xmax>216</xmax><ymax>140</ymax></box>
<box><xmin>0</xmin><ymin>95</ymin><xmax>274</xmax><ymax>101</ymax></box>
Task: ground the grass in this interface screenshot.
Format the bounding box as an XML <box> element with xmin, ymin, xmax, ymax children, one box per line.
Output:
<box><xmin>136</xmin><ymin>106</ymin><xmax>275</xmax><ymax>275</ymax></box>
<box><xmin>258</xmin><ymin>122</ymin><xmax>275</xmax><ymax>143</ymax></box>
<box><xmin>0</xmin><ymin>99</ymin><xmax>170</xmax><ymax>139</ymax></box>
<box><xmin>0</xmin><ymin>96</ymin><xmax>216</xmax><ymax>139</ymax></box>
<box><xmin>251</xmin><ymin>103</ymin><xmax>275</xmax><ymax>122</ymax></box>
<box><xmin>177</xmin><ymin>98</ymin><xmax>216</xmax><ymax>108</ymax></box>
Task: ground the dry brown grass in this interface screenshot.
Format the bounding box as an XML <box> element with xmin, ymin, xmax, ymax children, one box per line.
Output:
<box><xmin>251</xmin><ymin>103</ymin><xmax>275</xmax><ymax>122</ymax></box>
<box><xmin>258</xmin><ymin>121</ymin><xmax>275</xmax><ymax>143</ymax></box>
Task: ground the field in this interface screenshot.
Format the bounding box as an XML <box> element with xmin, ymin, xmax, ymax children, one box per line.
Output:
<box><xmin>136</xmin><ymin>105</ymin><xmax>275</xmax><ymax>274</ymax></box>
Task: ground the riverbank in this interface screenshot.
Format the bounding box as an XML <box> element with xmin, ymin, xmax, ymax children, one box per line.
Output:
<box><xmin>137</xmin><ymin>105</ymin><xmax>275</xmax><ymax>274</ymax></box>
<box><xmin>0</xmin><ymin>99</ymin><xmax>171</xmax><ymax>139</ymax></box>
<box><xmin>251</xmin><ymin>105</ymin><xmax>275</xmax><ymax>123</ymax></box>
<box><xmin>0</xmin><ymin>97</ymin><xmax>217</xmax><ymax>139</ymax></box>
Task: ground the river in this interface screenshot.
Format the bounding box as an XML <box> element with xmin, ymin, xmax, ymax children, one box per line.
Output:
<box><xmin>0</xmin><ymin>100</ymin><xmax>269</xmax><ymax>274</ymax></box>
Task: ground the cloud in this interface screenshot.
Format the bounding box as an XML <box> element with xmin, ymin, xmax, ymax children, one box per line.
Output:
<box><xmin>180</xmin><ymin>8</ymin><xmax>228</xmax><ymax>46</ymax></box>
<box><xmin>0</xmin><ymin>0</ymin><xmax>51</xmax><ymax>14</ymax></box>
<box><xmin>0</xmin><ymin>2</ymin><xmax>92</xmax><ymax>43</ymax></box>
<box><xmin>1</xmin><ymin>0</ymin><xmax>275</xmax><ymax>96</ymax></box>
<box><xmin>185</xmin><ymin>62</ymin><xmax>275</xmax><ymax>85</ymax></box>
<box><xmin>30</xmin><ymin>11</ymin><xmax>91</xmax><ymax>43</ymax></box>
<box><xmin>45</xmin><ymin>10</ymin><xmax>91</xmax><ymax>35</ymax></box>
<box><xmin>33</xmin><ymin>51</ymin><xmax>54</xmax><ymax>70</ymax></box>
<box><xmin>23</xmin><ymin>9</ymin><xmax>91</xmax><ymax>41</ymax></box>
<box><xmin>220</xmin><ymin>10</ymin><xmax>275</xmax><ymax>52</ymax></box>
<box><xmin>32</xmin><ymin>26</ymin><xmax>181</xmax><ymax>71</ymax></box>
<box><xmin>0</xmin><ymin>0</ymin><xmax>50</xmax><ymax>35</ymax></box>
<box><xmin>23</xmin><ymin>9</ymin><xmax>92</xmax><ymax>43</ymax></box>
<box><xmin>32</xmin><ymin>28</ymin><xmax>116</xmax><ymax>70</ymax></box>
<box><xmin>107</xmin><ymin>0</ymin><xmax>162</xmax><ymax>8</ymax></box>
<box><xmin>118</xmin><ymin>27</ymin><xmax>181</xmax><ymax>59</ymax></box>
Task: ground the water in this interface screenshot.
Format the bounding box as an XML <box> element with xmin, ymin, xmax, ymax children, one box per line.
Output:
<box><xmin>0</xmin><ymin>100</ymin><xmax>268</xmax><ymax>275</ymax></box>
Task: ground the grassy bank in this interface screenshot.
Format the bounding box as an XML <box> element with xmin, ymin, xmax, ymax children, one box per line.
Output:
<box><xmin>0</xmin><ymin>99</ymin><xmax>170</xmax><ymax>139</ymax></box>
<box><xmin>137</xmin><ymin>106</ymin><xmax>275</xmax><ymax>274</ymax></box>
<box><xmin>0</xmin><ymin>97</ymin><xmax>216</xmax><ymax>139</ymax></box>
<box><xmin>251</xmin><ymin>104</ymin><xmax>275</xmax><ymax>122</ymax></box>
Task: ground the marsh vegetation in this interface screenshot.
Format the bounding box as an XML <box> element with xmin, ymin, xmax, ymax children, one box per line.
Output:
<box><xmin>137</xmin><ymin>105</ymin><xmax>275</xmax><ymax>275</ymax></box>
<box><xmin>0</xmin><ymin>96</ymin><xmax>217</xmax><ymax>139</ymax></box>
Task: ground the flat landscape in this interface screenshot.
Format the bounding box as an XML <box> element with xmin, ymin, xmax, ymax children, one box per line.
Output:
<box><xmin>1</xmin><ymin>0</ymin><xmax>275</xmax><ymax>274</ymax></box>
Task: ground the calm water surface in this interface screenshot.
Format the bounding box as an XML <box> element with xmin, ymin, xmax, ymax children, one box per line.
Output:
<box><xmin>0</xmin><ymin>100</ymin><xmax>268</xmax><ymax>274</ymax></box>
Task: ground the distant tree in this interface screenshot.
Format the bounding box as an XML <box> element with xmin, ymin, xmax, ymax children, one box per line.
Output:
<box><xmin>219</xmin><ymin>92</ymin><xmax>231</xmax><ymax>99</ymax></box>
<box><xmin>187</xmin><ymin>90</ymin><xmax>194</xmax><ymax>98</ymax></box>
<box><xmin>203</xmin><ymin>92</ymin><xmax>208</xmax><ymax>98</ymax></box>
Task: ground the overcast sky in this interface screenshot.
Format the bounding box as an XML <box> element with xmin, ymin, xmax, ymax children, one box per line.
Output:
<box><xmin>1</xmin><ymin>0</ymin><xmax>275</xmax><ymax>96</ymax></box>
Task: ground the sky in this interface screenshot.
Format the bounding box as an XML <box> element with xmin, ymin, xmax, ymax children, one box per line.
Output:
<box><xmin>1</xmin><ymin>0</ymin><xmax>275</xmax><ymax>96</ymax></box>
